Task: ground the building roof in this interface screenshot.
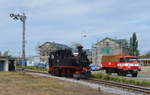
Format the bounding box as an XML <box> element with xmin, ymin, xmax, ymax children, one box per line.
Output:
<box><xmin>0</xmin><ymin>56</ymin><xmax>10</xmax><ymax>58</ymax></box>
<box><xmin>39</xmin><ymin>42</ymin><xmax>71</xmax><ymax>50</ymax></box>
<box><xmin>98</xmin><ymin>37</ymin><xmax>129</xmax><ymax>48</ymax></box>
<box><xmin>0</xmin><ymin>56</ymin><xmax>16</xmax><ymax>60</ymax></box>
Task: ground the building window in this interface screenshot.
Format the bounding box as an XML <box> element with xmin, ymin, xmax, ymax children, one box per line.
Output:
<box><xmin>106</xmin><ymin>42</ymin><xmax>109</xmax><ymax>46</ymax></box>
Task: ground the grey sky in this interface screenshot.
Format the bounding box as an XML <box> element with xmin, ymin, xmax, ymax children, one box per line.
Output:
<box><xmin>0</xmin><ymin>0</ymin><xmax>150</xmax><ymax>56</ymax></box>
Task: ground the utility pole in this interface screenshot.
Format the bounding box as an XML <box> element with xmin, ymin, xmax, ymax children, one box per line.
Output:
<box><xmin>81</xmin><ymin>31</ymin><xmax>87</xmax><ymax>45</ymax></box>
<box><xmin>10</xmin><ymin>13</ymin><xmax>27</xmax><ymax>74</ymax></box>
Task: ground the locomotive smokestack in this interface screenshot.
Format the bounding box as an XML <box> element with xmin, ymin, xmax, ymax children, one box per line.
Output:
<box><xmin>77</xmin><ymin>45</ymin><xmax>83</xmax><ymax>54</ymax></box>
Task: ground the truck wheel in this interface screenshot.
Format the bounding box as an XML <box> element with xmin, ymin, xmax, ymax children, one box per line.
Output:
<box><xmin>118</xmin><ymin>71</ymin><xmax>126</xmax><ymax>76</ymax></box>
<box><xmin>131</xmin><ymin>72</ymin><xmax>138</xmax><ymax>77</ymax></box>
<box><xmin>121</xmin><ymin>71</ymin><xmax>127</xmax><ymax>76</ymax></box>
<box><xmin>106</xmin><ymin>70</ymin><xmax>112</xmax><ymax>75</ymax></box>
<box><xmin>55</xmin><ymin>69</ymin><xmax>62</xmax><ymax>76</ymax></box>
<box><xmin>122</xmin><ymin>72</ymin><xmax>127</xmax><ymax>76</ymax></box>
<box><xmin>117</xmin><ymin>71</ymin><xmax>122</xmax><ymax>76</ymax></box>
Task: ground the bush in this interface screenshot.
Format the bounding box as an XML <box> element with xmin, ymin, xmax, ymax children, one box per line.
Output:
<box><xmin>92</xmin><ymin>73</ymin><xmax>150</xmax><ymax>87</ymax></box>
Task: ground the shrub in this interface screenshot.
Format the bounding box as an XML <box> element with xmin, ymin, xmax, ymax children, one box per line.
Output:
<box><xmin>92</xmin><ymin>72</ymin><xmax>150</xmax><ymax>87</ymax></box>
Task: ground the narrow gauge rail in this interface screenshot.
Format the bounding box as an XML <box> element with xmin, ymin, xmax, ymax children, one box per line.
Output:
<box><xmin>17</xmin><ymin>69</ymin><xmax>150</xmax><ymax>95</ymax></box>
<box><xmin>86</xmin><ymin>78</ymin><xmax>150</xmax><ymax>95</ymax></box>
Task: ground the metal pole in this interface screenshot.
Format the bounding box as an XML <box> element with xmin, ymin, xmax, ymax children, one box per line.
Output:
<box><xmin>10</xmin><ymin>13</ymin><xmax>27</xmax><ymax>74</ymax></box>
<box><xmin>22</xmin><ymin>13</ymin><xmax>26</xmax><ymax>74</ymax></box>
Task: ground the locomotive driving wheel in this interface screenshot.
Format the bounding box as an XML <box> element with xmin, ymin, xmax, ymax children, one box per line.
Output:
<box><xmin>54</xmin><ymin>68</ymin><xmax>62</xmax><ymax>77</ymax></box>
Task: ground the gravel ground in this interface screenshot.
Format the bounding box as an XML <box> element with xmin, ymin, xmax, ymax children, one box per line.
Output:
<box><xmin>124</xmin><ymin>74</ymin><xmax>150</xmax><ymax>81</ymax></box>
<box><xmin>138</xmin><ymin>66</ymin><xmax>150</xmax><ymax>81</ymax></box>
<box><xmin>28</xmin><ymin>72</ymin><xmax>144</xmax><ymax>95</ymax></box>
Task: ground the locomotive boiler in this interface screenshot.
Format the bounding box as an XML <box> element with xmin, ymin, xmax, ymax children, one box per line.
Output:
<box><xmin>48</xmin><ymin>46</ymin><xmax>91</xmax><ymax>79</ymax></box>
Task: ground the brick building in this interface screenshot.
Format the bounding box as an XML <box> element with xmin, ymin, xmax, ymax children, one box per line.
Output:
<box><xmin>38</xmin><ymin>42</ymin><xmax>70</xmax><ymax>63</ymax></box>
<box><xmin>92</xmin><ymin>37</ymin><xmax>130</xmax><ymax>66</ymax></box>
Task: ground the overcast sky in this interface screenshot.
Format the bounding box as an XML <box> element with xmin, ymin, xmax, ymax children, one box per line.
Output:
<box><xmin>0</xmin><ymin>0</ymin><xmax>150</xmax><ymax>56</ymax></box>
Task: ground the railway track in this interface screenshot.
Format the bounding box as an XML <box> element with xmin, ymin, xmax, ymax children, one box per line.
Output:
<box><xmin>86</xmin><ymin>79</ymin><xmax>150</xmax><ymax>95</ymax></box>
<box><xmin>18</xmin><ymin>69</ymin><xmax>150</xmax><ymax>95</ymax></box>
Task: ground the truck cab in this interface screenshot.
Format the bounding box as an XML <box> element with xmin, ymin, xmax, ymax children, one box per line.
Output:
<box><xmin>101</xmin><ymin>55</ymin><xmax>141</xmax><ymax>77</ymax></box>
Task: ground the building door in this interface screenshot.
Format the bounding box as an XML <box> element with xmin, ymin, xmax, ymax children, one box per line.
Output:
<box><xmin>9</xmin><ymin>60</ymin><xmax>15</xmax><ymax>71</ymax></box>
<box><xmin>0</xmin><ymin>60</ymin><xmax>5</xmax><ymax>71</ymax></box>
<box><xmin>102</xmin><ymin>48</ymin><xmax>110</xmax><ymax>56</ymax></box>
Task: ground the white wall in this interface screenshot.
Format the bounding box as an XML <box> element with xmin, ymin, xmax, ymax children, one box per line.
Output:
<box><xmin>4</xmin><ymin>60</ymin><xmax>9</xmax><ymax>71</ymax></box>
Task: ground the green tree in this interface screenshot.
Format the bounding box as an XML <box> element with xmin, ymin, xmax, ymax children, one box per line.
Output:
<box><xmin>129</xmin><ymin>32</ymin><xmax>139</xmax><ymax>56</ymax></box>
<box><xmin>143</xmin><ymin>51</ymin><xmax>150</xmax><ymax>57</ymax></box>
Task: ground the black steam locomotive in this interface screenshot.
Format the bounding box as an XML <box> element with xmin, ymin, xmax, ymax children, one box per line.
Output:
<box><xmin>48</xmin><ymin>46</ymin><xmax>91</xmax><ymax>79</ymax></box>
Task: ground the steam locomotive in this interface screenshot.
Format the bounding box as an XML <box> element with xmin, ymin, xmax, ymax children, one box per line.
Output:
<box><xmin>48</xmin><ymin>46</ymin><xmax>91</xmax><ymax>79</ymax></box>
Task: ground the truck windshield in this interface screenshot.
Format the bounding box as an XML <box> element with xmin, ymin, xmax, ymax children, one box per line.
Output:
<box><xmin>120</xmin><ymin>58</ymin><xmax>139</xmax><ymax>62</ymax></box>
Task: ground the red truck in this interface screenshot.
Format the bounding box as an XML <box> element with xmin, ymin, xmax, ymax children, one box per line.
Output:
<box><xmin>101</xmin><ymin>55</ymin><xmax>141</xmax><ymax>77</ymax></box>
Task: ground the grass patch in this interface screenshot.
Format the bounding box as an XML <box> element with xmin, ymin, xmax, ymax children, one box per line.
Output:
<box><xmin>92</xmin><ymin>72</ymin><xmax>150</xmax><ymax>87</ymax></box>
<box><xmin>0</xmin><ymin>72</ymin><xmax>113</xmax><ymax>95</ymax></box>
<box><xmin>17</xmin><ymin>64</ymin><xmax>48</xmax><ymax>72</ymax></box>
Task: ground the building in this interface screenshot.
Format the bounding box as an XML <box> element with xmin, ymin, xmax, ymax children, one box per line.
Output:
<box><xmin>26</xmin><ymin>56</ymin><xmax>40</xmax><ymax>66</ymax></box>
<box><xmin>92</xmin><ymin>37</ymin><xmax>130</xmax><ymax>66</ymax></box>
<box><xmin>85</xmin><ymin>49</ymin><xmax>92</xmax><ymax>62</ymax></box>
<box><xmin>0</xmin><ymin>56</ymin><xmax>16</xmax><ymax>71</ymax></box>
<box><xmin>139</xmin><ymin>57</ymin><xmax>150</xmax><ymax>65</ymax></box>
<box><xmin>38</xmin><ymin>42</ymin><xmax>70</xmax><ymax>63</ymax></box>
